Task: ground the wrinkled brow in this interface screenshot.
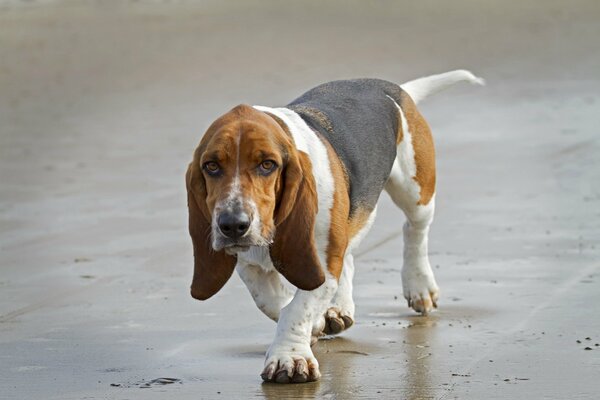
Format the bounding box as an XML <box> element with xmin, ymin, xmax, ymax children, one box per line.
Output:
<box><xmin>255</xmin><ymin>150</ymin><xmax>278</xmax><ymax>159</ymax></box>
<box><xmin>203</xmin><ymin>150</ymin><xmax>222</xmax><ymax>161</ymax></box>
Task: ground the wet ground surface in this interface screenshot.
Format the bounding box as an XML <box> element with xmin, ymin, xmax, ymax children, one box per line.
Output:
<box><xmin>1</xmin><ymin>1</ymin><xmax>599</xmax><ymax>399</ymax></box>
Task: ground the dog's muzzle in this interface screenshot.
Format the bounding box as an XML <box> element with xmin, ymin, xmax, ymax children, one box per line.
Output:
<box><xmin>217</xmin><ymin>211</ymin><xmax>250</xmax><ymax>240</ymax></box>
<box><xmin>212</xmin><ymin>208</ymin><xmax>257</xmax><ymax>254</ymax></box>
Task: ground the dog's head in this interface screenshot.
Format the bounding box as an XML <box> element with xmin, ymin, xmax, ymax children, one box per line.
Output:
<box><xmin>186</xmin><ymin>105</ymin><xmax>324</xmax><ymax>300</ymax></box>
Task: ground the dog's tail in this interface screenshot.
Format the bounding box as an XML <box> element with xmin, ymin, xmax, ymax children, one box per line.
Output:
<box><xmin>400</xmin><ymin>69</ymin><xmax>485</xmax><ymax>105</ymax></box>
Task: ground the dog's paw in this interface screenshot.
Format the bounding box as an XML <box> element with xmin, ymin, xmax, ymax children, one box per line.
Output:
<box><xmin>261</xmin><ymin>346</ymin><xmax>320</xmax><ymax>384</ymax></box>
<box><xmin>311</xmin><ymin>306</ymin><xmax>354</xmax><ymax>338</ymax></box>
<box><xmin>323</xmin><ymin>307</ymin><xmax>354</xmax><ymax>335</ymax></box>
<box><xmin>402</xmin><ymin>272</ymin><xmax>439</xmax><ymax>315</ymax></box>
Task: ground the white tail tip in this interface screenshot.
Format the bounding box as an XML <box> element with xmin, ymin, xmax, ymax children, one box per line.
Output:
<box><xmin>400</xmin><ymin>69</ymin><xmax>484</xmax><ymax>104</ymax></box>
<box><xmin>462</xmin><ymin>70</ymin><xmax>486</xmax><ymax>86</ymax></box>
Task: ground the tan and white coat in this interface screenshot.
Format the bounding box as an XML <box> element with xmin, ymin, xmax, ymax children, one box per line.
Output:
<box><xmin>186</xmin><ymin>70</ymin><xmax>484</xmax><ymax>383</ymax></box>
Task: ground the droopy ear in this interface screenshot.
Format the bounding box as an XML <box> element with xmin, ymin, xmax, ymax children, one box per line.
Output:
<box><xmin>270</xmin><ymin>150</ymin><xmax>325</xmax><ymax>290</ymax></box>
<box><xmin>186</xmin><ymin>161</ymin><xmax>237</xmax><ymax>300</ymax></box>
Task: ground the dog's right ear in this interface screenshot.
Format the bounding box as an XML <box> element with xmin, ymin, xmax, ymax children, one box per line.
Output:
<box><xmin>186</xmin><ymin>159</ymin><xmax>236</xmax><ymax>300</ymax></box>
<box><xmin>269</xmin><ymin>149</ymin><xmax>325</xmax><ymax>291</ymax></box>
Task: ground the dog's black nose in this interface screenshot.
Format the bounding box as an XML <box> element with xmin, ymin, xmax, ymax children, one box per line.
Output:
<box><xmin>218</xmin><ymin>212</ymin><xmax>250</xmax><ymax>239</ymax></box>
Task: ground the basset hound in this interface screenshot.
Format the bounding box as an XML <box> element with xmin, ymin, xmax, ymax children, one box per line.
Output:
<box><xmin>186</xmin><ymin>70</ymin><xmax>483</xmax><ymax>384</ymax></box>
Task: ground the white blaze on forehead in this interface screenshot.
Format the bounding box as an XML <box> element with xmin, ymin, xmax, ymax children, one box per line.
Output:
<box><xmin>218</xmin><ymin>129</ymin><xmax>242</xmax><ymax>209</ymax></box>
<box><xmin>229</xmin><ymin>129</ymin><xmax>242</xmax><ymax>200</ymax></box>
<box><xmin>253</xmin><ymin>105</ymin><xmax>335</xmax><ymax>265</ymax></box>
<box><xmin>212</xmin><ymin>127</ymin><xmax>267</xmax><ymax>248</ymax></box>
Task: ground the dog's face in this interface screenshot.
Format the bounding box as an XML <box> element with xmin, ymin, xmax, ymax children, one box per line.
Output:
<box><xmin>186</xmin><ymin>105</ymin><xmax>325</xmax><ymax>300</ymax></box>
<box><xmin>188</xmin><ymin>105</ymin><xmax>296</xmax><ymax>253</ymax></box>
<box><xmin>200</xmin><ymin>113</ymin><xmax>287</xmax><ymax>253</ymax></box>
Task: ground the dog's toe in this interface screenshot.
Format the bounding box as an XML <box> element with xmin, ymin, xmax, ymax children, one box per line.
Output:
<box><xmin>262</xmin><ymin>350</ymin><xmax>320</xmax><ymax>384</ymax></box>
<box><xmin>291</xmin><ymin>358</ymin><xmax>309</xmax><ymax>383</ymax></box>
<box><xmin>323</xmin><ymin>307</ymin><xmax>354</xmax><ymax>335</ymax></box>
<box><xmin>405</xmin><ymin>285</ymin><xmax>439</xmax><ymax>315</ymax></box>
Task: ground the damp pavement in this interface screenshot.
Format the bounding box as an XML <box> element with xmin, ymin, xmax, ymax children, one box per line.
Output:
<box><xmin>1</xmin><ymin>1</ymin><xmax>599</xmax><ymax>399</ymax></box>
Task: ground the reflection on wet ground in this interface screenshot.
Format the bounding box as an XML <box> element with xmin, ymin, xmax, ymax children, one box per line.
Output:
<box><xmin>2</xmin><ymin>0</ymin><xmax>600</xmax><ymax>399</ymax></box>
<box><xmin>256</xmin><ymin>307</ymin><xmax>492</xmax><ymax>399</ymax></box>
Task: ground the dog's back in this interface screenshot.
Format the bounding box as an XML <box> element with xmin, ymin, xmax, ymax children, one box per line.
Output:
<box><xmin>288</xmin><ymin>79</ymin><xmax>402</xmax><ymax>215</ymax></box>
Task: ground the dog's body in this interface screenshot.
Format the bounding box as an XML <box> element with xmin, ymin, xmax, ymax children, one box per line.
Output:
<box><xmin>186</xmin><ymin>70</ymin><xmax>483</xmax><ymax>383</ymax></box>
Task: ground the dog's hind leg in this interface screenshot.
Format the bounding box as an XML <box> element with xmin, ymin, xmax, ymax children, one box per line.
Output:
<box><xmin>384</xmin><ymin>94</ymin><xmax>439</xmax><ymax>315</ymax></box>
<box><xmin>391</xmin><ymin>191</ymin><xmax>439</xmax><ymax>315</ymax></box>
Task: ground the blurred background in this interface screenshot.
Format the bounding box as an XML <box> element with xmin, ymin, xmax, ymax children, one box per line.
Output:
<box><xmin>1</xmin><ymin>1</ymin><xmax>599</xmax><ymax>399</ymax></box>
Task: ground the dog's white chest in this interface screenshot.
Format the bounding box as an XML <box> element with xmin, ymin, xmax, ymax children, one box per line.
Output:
<box><xmin>237</xmin><ymin>246</ymin><xmax>275</xmax><ymax>271</ymax></box>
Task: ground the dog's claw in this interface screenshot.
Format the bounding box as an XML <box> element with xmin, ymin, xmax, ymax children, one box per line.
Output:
<box><xmin>403</xmin><ymin>274</ymin><xmax>439</xmax><ymax>315</ymax></box>
<box><xmin>262</xmin><ymin>354</ymin><xmax>320</xmax><ymax>384</ymax></box>
<box><xmin>291</xmin><ymin>358</ymin><xmax>308</xmax><ymax>383</ymax></box>
<box><xmin>274</xmin><ymin>369</ymin><xmax>290</xmax><ymax>384</ymax></box>
<box><xmin>261</xmin><ymin>363</ymin><xmax>276</xmax><ymax>382</ymax></box>
<box><xmin>341</xmin><ymin>315</ymin><xmax>354</xmax><ymax>329</ymax></box>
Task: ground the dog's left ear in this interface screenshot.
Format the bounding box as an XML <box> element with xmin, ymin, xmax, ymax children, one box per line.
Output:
<box><xmin>186</xmin><ymin>159</ymin><xmax>237</xmax><ymax>300</ymax></box>
<box><xmin>270</xmin><ymin>149</ymin><xmax>325</xmax><ymax>290</ymax></box>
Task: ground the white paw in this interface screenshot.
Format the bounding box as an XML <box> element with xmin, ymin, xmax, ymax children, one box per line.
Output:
<box><xmin>402</xmin><ymin>268</ymin><xmax>439</xmax><ymax>315</ymax></box>
<box><xmin>261</xmin><ymin>345</ymin><xmax>320</xmax><ymax>384</ymax></box>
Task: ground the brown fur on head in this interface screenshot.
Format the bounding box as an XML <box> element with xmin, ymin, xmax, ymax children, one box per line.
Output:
<box><xmin>186</xmin><ymin>105</ymin><xmax>325</xmax><ymax>300</ymax></box>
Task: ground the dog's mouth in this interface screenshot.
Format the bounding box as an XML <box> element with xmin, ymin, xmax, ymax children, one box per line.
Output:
<box><xmin>223</xmin><ymin>245</ymin><xmax>251</xmax><ymax>255</ymax></box>
<box><xmin>214</xmin><ymin>232</ymin><xmax>273</xmax><ymax>254</ymax></box>
<box><xmin>214</xmin><ymin>235</ymin><xmax>264</xmax><ymax>253</ymax></box>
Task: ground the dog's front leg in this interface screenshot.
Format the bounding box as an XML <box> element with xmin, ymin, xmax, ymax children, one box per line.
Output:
<box><xmin>261</xmin><ymin>273</ymin><xmax>338</xmax><ymax>383</ymax></box>
<box><xmin>237</xmin><ymin>262</ymin><xmax>294</xmax><ymax>322</ymax></box>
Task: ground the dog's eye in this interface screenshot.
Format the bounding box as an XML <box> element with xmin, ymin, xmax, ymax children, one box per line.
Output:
<box><xmin>203</xmin><ymin>161</ymin><xmax>221</xmax><ymax>175</ymax></box>
<box><xmin>258</xmin><ymin>160</ymin><xmax>277</xmax><ymax>175</ymax></box>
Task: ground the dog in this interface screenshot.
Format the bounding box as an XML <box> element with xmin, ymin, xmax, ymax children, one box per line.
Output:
<box><xmin>186</xmin><ymin>70</ymin><xmax>483</xmax><ymax>383</ymax></box>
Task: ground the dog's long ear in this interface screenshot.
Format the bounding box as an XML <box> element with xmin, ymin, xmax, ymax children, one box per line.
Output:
<box><xmin>186</xmin><ymin>160</ymin><xmax>237</xmax><ymax>300</ymax></box>
<box><xmin>270</xmin><ymin>150</ymin><xmax>325</xmax><ymax>290</ymax></box>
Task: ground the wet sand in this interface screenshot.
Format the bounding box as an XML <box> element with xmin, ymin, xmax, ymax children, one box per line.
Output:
<box><xmin>1</xmin><ymin>1</ymin><xmax>599</xmax><ymax>398</ymax></box>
